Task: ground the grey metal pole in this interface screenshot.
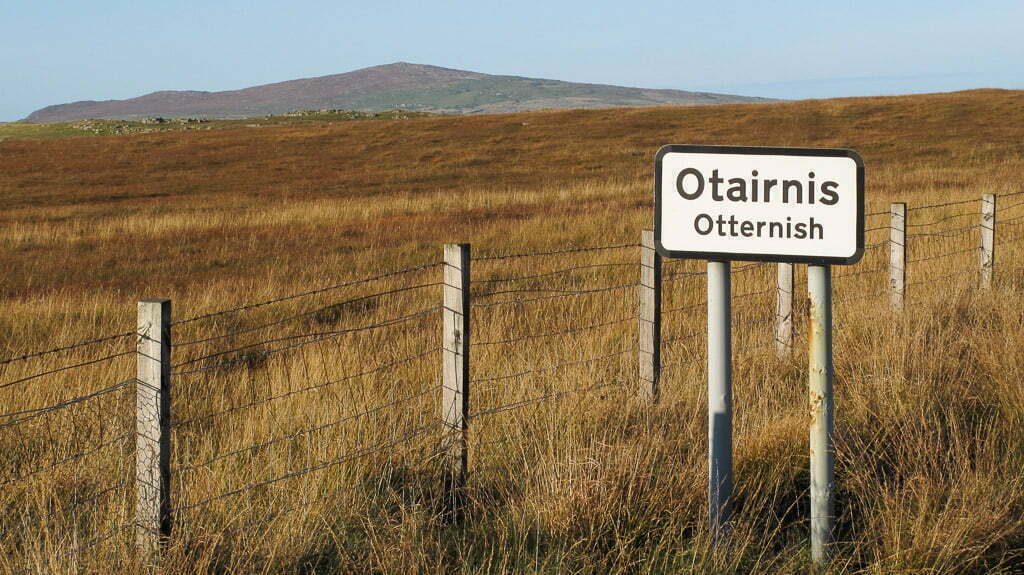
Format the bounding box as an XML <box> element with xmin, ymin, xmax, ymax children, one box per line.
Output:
<box><xmin>808</xmin><ymin>264</ymin><xmax>834</xmax><ymax>565</ymax></box>
<box><xmin>707</xmin><ymin>260</ymin><xmax>732</xmax><ymax>541</ymax></box>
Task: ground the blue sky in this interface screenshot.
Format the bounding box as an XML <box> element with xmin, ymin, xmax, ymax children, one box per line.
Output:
<box><xmin>2</xmin><ymin>0</ymin><xmax>1022</xmax><ymax>122</ymax></box>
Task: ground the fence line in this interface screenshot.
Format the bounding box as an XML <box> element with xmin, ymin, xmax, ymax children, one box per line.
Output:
<box><xmin>2</xmin><ymin>190</ymin><xmax>1022</xmax><ymax>569</ymax></box>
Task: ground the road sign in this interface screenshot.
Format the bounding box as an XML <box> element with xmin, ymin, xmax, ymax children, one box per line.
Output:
<box><xmin>655</xmin><ymin>145</ymin><xmax>864</xmax><ymax>265</ymax></box>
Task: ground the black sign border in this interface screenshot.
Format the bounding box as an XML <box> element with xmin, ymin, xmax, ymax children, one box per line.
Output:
<box><xmin>654</xmin><ymin>144</ymin><xmax>865</xmax><ymax>265</ymax></box>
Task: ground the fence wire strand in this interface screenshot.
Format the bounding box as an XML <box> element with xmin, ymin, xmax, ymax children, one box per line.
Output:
<box><xmin>175</xmin><ymin>282</ymin><xmax>441</xmax><ymax>348</ymax></box>
<box><xmin>173</xmin><ymin>347</ymin><xmax>440</xmax><ymax>429</ymax></box>
<box><xmin>475</xmin><ymin>243</ymin><xmax>638</xmax><ymax>262</ymax></box>
<box><xmin>172</xmin><ymin>306</ymin><xmax>441</xmax><ymax>375</ymax></box>
<box><xmin>172</xmin><ymin>421</ymin><xmax>441</xmax><ymax>514</ymax></box>
<box><xmin>471</xmin><ymin>282</ymin><xmax>637</xmax><ymax>308</ymax></box>
<box><xmin>0</xmin><ymin>351</ymin><xmax>134</xmax><ymax>392</ymax></box>
<box><xmin>475</xmin><ymin>262</ymin><xmax>638</xmax><ymax>284</ymax></box>
<box><xmin>176</xmin><ymin>384</ymin><xmax>440</xmax><ymax>473</ymax></box>
<box><xmin>172</xmin><ymin>261</ymin><xmax>442</xmax><ymax>327</ymax></box>
<box><xmin>473</xmin><ymin>314</ymin><xmax>635</xmax><ymax>347</ymax></box>
<box><xmin>0</xmin><ymin>331</ymin><xmax>135</xmax><ymax>368</ymax></box>
<box><xmin>0</xmin><ymin>378</ymin><xmax>134</xmax><ymax>429</ymax></box>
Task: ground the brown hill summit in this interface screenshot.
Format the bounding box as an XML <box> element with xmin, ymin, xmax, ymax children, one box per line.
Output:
<box><xmin>25</xmin><ymin>62</ymin><xmax>772</xmax><ymax>123</ymax></box>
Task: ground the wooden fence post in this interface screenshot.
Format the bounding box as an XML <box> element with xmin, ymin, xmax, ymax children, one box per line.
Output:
<box><xmin>442</xmin><ymin>244</ymin><xmax>470</xmax><ymax>520</ymax></box>
<box><xmin>639</xmin><ymin>230</ymin><xmax>661</xmax><ymax>402</ymax></box>
<box><xmin>981</xmin><ymin>194</ymin><xmax>995</xmax><ymax>289</ymax></box>
<box><xmin>775</xmin><ymin>263</ymin><xmax>793</xmax><ymax>357</ymax></box>
<box><xmin>889</xmin><ymin>203</ymin><xmax>906</xmax><ymax>310</ymax></box>
<box><xmin>136</xmin><ymin>299</ymin><xmax>172</xmax><ymax>556</ymax></box>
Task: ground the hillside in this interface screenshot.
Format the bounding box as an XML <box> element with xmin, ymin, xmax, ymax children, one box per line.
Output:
<box><xmin>24</xmin><ymin>62</ymin><xmax>772</xmax><ymax>122</ymax></box>
<box><xmin>3</xmin><ymin>90</ymin><xmax>1024</xmax><ymax>573</ymax></box>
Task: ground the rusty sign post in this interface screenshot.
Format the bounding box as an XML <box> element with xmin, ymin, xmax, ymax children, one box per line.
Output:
<box><xmin>655</xmin><ymin>145</ymin><xmax>863</xmax><ymax>564</ymax></box>
<box><xmin>807</xmin><ymin>264</ymin><xmax>834</xmax><ymax>563</ymax></box>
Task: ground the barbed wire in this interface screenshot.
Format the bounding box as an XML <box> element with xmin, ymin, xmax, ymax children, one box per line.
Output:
<box><xmin>172</xmin><ymin>306</ymin><xmax>441</xmax><ymax>376</ymax></box>
<box><xmin>472</xmin><ymin>346</ymin><xmax>632</xmax><ymax>387</ymax></box>
<box><xmin>662</xmin><ymin>269</ymin><xmax>707</xmax><ymax>282</ymax></box>
<box><xmin>733</xmin><ymin>262</ymin><xmax>771</xmax><ymax>274</ymax></box>
<box><xmin>175</xmin><ymin>282</ymin><xmax>441</xmax><ymax>348</ymax></box>
<box><xmin>834</xmin><ymin>288</ymin><xmax>888</xmax><ymax>305</ymax></box>
<box><xmin>834</xmin><ymin>264</ymin><xmax>887</xmax><ymax>280</ymax></box>
<box><xmin>907</xmin><ymin>197</ymin><xmax>978</xmax><ymax>212</ymax></box>
<box><xmin>0</xmin><ymin>350</ymin><xmax>134</xmax><ymax>392</ymax></box>
<box><xmin>0</xmin><ymin>378</ymin><xmax>134</xmax><ymax>430</ymax></box>
<box><xmin>664</xmin><ymin>329</ymin><xmax>703</xmax><ymax>345</ymax></box>
<box><xmin>172</xmin><ymin>347</ymin><xmax>440</xmax><ymax>429</ymax></box>
<box><xmin>907</xmin><ymin>268</ymin><xmax>976</xmax><ymax>287</ymax></box>
<box><xmin>470</xmin><ymin>380</ymin><xmax>622</xmax><ymax>420</ymax></box>
<box><xmin>0</xmin><ymin>432</ymin><xmax>132</xmax><ymax>487</ymax></box>
<box><xmin>475</xmin><ymin>282</ymin><xmax>637</xmax><ymax>299</ymax></box>
<box><xmin>907</xmin><ymin>246</ymin><xmax>978</xmax><ymax>264</ymax></box>
<box><xmin>473</xmin><ymin>314</ymin><xmax>635</xmax><ymax>347</ymax></box>
<box><xmin>664</xmin><ymin>301</ymin><xmax>706</xmax><ymax>315</ymax></box>
<box><xmin>171</xmin><ymin>261</ymin><xmax>442</xmax><ymax>327</ymax></box>
<box><xmin>906</xmin><ymin>211</ymin><xmax>976</xmax><ymax>228</ymax></box>
<box><xmin>474</xmin><ymin>243</ymin><xmax>638</xmax><ymax>262</ymax></box>
<box><xmin>998</xmin><ymin>213</ymin><xmax>1024</xmax><ymax>225</ymax></box>
<box><xmin>172</xmin><ymin>421</ymin><xmax>441</xmax><ymax>514</ymax></box>
<box><xmin>470</xmin><ymin>282</ymin><xmax>637</xmax><ymax>309</ymax></box>
<box><xmin>18</xmin><ymin>479</ymin><xmax>128</xmax><ymax>533</ymax></box>
<box><xmin>0</xmin><ymin>331</ymin><xmax>134</xmax><ymax>368</ymax></box>
<box><xmin>475</xmin><ymin>262</ymin><xmax>638</xmax><ymax>284</ymax></box>
<box><xmin>906</xmin><ymin>223</ymin><xmax>980</xmax><ymax>239</ymax></box>
<box><xmin>997</xmin><ymin>198</ymin><xmax>1024</xmax><ymax>213</ymax></box>
<box><xmin>176</xmin><ymin>385</ymin><xmax>439</xmax><ymax>474</ymax></box>
<box><xmin>187</xmin><ymin>440</ymin><xmax>445</xmax><ymax>543</ymax></box>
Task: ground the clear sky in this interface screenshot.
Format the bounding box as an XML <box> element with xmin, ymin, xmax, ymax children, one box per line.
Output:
<box><xmin>3</xmin><ymin>0</ymin><xmax>1023</xmax><ymax>122</ymax></box>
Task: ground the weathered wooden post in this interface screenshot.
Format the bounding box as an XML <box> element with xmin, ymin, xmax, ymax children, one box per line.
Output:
<box><xmin>889</xmin><ymin>203</ymin><xmax>906</xmax><ymax>310</ymax></box>
<box><xmin>639</xmin><ymin>230</ymin><xmax>661</xmax><ymax>403</ymax></box>
<box><xmin>136</xmin><ymin>299</ymin><xmax>172</xmax><ymax>556</ymax></box>
<box><xmin>442</xmin><ymin>244</ymin><xmax>470</xmax><ymax>520</ymax></box>
<box><xmin>981</xmin><ymin>194</ymin><xmax>995</xmax><ymax>289</ymax></box>
<box><xmin>775</xmin><ymin>263</ymin><xmax>793</xmax><ymax>357</ymax></box>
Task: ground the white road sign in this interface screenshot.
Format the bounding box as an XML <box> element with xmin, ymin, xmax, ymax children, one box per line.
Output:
<box><xmin>655</xmin><ymin>145</ymin><xmax>864</xmax><ymax>264</ymax></box>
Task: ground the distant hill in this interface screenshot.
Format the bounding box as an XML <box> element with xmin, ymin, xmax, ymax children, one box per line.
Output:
<box><xmin>25</xmin><ymin>63</ymin><xmax>773</xmax><ymax>123</ymax></box>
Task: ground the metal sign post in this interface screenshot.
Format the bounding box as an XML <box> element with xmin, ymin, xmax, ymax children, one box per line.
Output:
<box><xmin>707</xmin><ymin>260</ymin><xmax>733</xmax><ymax>536</ymax></box>
<box><xmin>654</xmin><ymin>145</ymin><xmax>863</xmax><ymax>564</ymax></box>
<box><xmin>807</xmin><ymin>264</ymin><xmax>834</xmax><ymax>563</ymax></box>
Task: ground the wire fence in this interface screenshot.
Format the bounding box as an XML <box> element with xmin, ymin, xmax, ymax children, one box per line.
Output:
<box><xmin>0</xmin><ymin>191</ymin><xmax>1020</xmax><ymax>570</ymax></box>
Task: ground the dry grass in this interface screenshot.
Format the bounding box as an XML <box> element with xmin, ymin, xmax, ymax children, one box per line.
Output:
<box><xmin>2</xmin><ymin>89</ymin><xmax>1024</xmax><ymax>573</ymax></box>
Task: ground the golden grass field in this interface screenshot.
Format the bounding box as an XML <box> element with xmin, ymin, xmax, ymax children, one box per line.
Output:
<box><xmin>2</xmin><ymin>89</ymin><xmax>1024</xmax><ymax>573</ymax></box>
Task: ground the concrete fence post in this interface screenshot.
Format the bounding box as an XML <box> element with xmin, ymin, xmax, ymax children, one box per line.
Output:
<box><xmin>981</xmin><ymin>194</ymin><xmax>995</xmax><ymax>289</ymax></box>
<box><xmin>639</xmin><ymin>230</ymin><xmax>661</xmax><ymax>403</ymax></box>
<box><xmin>136</xmin><ymin>299</ymin><xmax>172</xmax><ymax>556</ymax></box>
<box><xmin>889</xmin><ymin>203</ymin><xmax>906</xmax><ymax>310</ymax></box>
<box><xmin>775</xmin><ymin>263</ymin><xmax>793</xmax><ymax>357</ymax></box>
<box><xmin>442</xmin><ymin>243</ymin><xmax>470</xmax><ymax>520</ymax></box>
